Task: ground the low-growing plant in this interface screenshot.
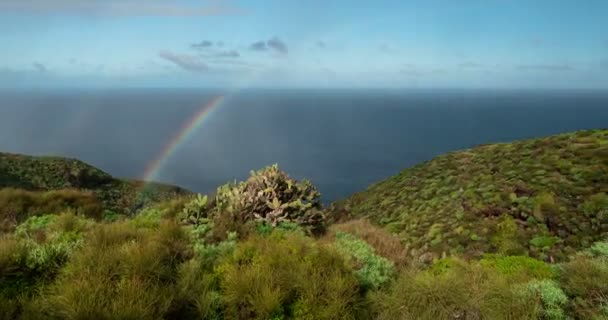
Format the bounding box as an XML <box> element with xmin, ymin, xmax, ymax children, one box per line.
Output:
<box><xmin>559</xmin><ymin>254</ymin><xmax>608</xmax><ymax>318</ymax></box>
<box><xmin>333</xmin><ymin>231</ymin><xmax>395</xmax><ymax>289</ymax></box>
<box><xmin>525</xmin><ymin>279</ymin><xmax>568</xmax><ymax>320</ymax></box>
<box><xmin>371</xmin><ymin>260</ymin><xmax>542</xmax><ymax>320</ymax></box>
<box><xmin>480</xmin><ymin>254</ymin><xmax>556</xmax><ymax>280</ymax></box>
<box><xmin>216</xmin><ymin>231</ymin><xmax>362</xmax><ymax>320</ymax></box>
<box><xmin>327</xmin><ymin>219</ymin><xmax>409</xmax><ymax>268</ymax></box>
<box><xmin>30</xmin><ymin>221</ymin><xmax>191</xmax><ymax>319</ymax></box>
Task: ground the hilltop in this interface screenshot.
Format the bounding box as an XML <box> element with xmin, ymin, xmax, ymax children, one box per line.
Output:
<box><xmin>329</xmin><ymin>129</ymin><xmax>608</xmax><ymax>262</ymax></box>
<box><xmin>0</xmin><ymin>152</ymin><xmax>191</xmax><ymax>216</ymax></box>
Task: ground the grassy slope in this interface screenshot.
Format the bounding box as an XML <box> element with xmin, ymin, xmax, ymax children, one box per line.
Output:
<box><xmin>330</xmin><ymin>129</ymin><xmax>608</xmax><ymax>261</ymax></box>
<box><xmin>0</xmin><ymin>152</ymin><xmax>191</xmax><ymax>214</ymax></box>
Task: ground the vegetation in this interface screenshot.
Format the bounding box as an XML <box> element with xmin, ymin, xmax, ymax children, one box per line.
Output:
<box><xmin>1</xmin><ymin>129</ymin><xmax>606</xmax><ymax>319</ymax></box>
<box><xmin>329</xmin><ymin>129</ymin><xmax>608</xmax><ymax>262</ymax></box>
<box><xmin>0</xmin><ymin>152</ymin><xmax>190</xmax><ymax>216</ymax></box>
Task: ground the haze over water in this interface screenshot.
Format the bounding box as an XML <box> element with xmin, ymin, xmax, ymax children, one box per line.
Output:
<box><xmin>1</xmin><ymin>88</ymin><xmax>607</xmax><ymax>202</ymax></box>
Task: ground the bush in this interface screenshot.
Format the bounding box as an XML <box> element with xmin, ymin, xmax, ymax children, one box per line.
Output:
<box><xmin>171</xmin><ymin>259</ymin><xmax>222</xmax><ymax>319</ymax></box>
<box><xmin>526</xmin><ymin>279</ymin><xmax>568</xmax><ymax>320</ymax></box>
<box><xmin>333</xmin><ymin>232</ymin><xmax>395</xmax><ymax>289</ymax></box>
<box><xmin>491</xmin><ymin>215</ymin><xmax>526</xmax><ymax>255</ymax></box>
<box><xmin>327</xmin><ymin>219</ymin><xmax>409</xmax><ymax>268</ymax></box>
<box><xmin>480</xmin><ymin>255</ymin><xmax>556</xmax><ymax>280</ymax></box>
<box><xmin>371</xmin><ymin>259</ymin><xmax>541</xmax><ymax>320</ymax></box>
<box><xmin>0</xmin><ymin>188</ymin><xmax>103</xmax><ymax>232</ymax></box>
<box><xmin>216</xmin><ymin>231</ymin><xmax>362</xmax><ymax>320</ymax></box>
<box><xmin>587</xmin><ymin>240</ymin><xmax>608</xmax><ymax>258</ymax></box>
<box><xmin>30</xmin><ymin>221</ymin><xmax>191</xmax><ymax>319</ymax></box>
<box><xmin>559</xmin><ymin>254</ymin><xmax>608</xmax><ymax>318</ymax></box>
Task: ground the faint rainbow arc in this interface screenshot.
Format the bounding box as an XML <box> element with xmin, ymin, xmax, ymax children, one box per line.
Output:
<box><xmin>142</xmin><ymin>95</ymin><xmax>225</xmax><ymax>183</ymax></box>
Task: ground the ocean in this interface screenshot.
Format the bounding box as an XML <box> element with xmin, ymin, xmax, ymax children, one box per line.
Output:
<box><xmin>1</xmin><ymin>88</ymin><xmax>607</xmax><ymax>202</ymax></box>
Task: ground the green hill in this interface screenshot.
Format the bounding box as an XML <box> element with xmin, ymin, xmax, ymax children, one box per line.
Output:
<box><xmin>0</xmin><ymin>152</ymin><xmax>191</xmax><ymax>215</ymax></box>
<box><xmin>329</xmin><ymin>129</ymin><xmax>608</xmax><ymax>262</ymax></box>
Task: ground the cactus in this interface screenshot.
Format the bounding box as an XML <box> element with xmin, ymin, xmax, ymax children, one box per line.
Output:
<box><xmin>180</xmin><ymin>194</ymin><xmax>209</xmax><ymax>225</ymax></box>
<box><xmin>214</xmin><ymin>164</ymin><xmax>325</xmax><ymax>232</ymax></box>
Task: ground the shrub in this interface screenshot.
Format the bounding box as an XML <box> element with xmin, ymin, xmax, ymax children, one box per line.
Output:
<box><xmin>559</xmin><ymin>255</ymin><xmax>608</xmax><ymax>318</ymax></box>
<box><xmin>491</xmin><ymin>215</ymin><xmax>526</xmax><ymax>255</ymax></box>
<box><xmin>371</xmin><ymin>259</ymin><xmax>541</xmax><ymax>320</ymax></box>
<box><xmin>525</xmin><ymin>279</ymin><xmax>568</xmax><ymax>320</ymax></box>
<box><xmin>31</xmin><ymin>221</ymin><xmax>191</xmax><ymax>319</ymax></box>
<box><xmin>11</xmin><ymin>212</ymin><xmax>91</xmax><ymax>275</ymax></box>
<box><xmin>480</xmin><ymin>255</ymin><xmax>556</xmax><ymax>280</ymax></box>
<box><xmin>333</xmin><ymin>232</ymin><xmax>395</xmax><ymax>289</ymax></box>
<box><xmin>0</xmin><ymin>188</ymin><xmax>103</xmax><ymax>232</ymax></box>
<box><xmin>587</xmin><ymin>240</ymin><xmax>608</xmax><ymax>258</ymax></box>
<box><xmin>171</xmin><ymin>259</ymin><xmax>222</xmax><ymax>319</ymax></box>
<box><xmin>327</xmin><ymin>219</ymin><xmax>409</xmax><ymax>268</ymax></box>
<box><xmin>216</xmin><ymin>231</ymin><xmax>362</xmax><ymax>320</ymax></box>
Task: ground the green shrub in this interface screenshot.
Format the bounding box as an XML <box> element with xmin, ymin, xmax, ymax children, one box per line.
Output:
<box><xmin>333</xmin><ymin>232</ymin><xmax>395</xmax><ymax>289</ymax></box>
<box><xmin>491</xmin><ymin>215</ymin><xmax>526</xmax><ymax>255</ymax></box>
<box><xmin>102</xmin><ymin>210</ymin><xmax>123</xmax><ymax>222</ymax></box>
<box><xmin>171</xmin><ymin>259</ymin><xmax>222</xmax><ymax>319</ymax></box>
<box><xmin>371</xmin><ymin>259</ymin><xmax>541</xmax><ymax>320</ymax></box>
<box><xmin>587</xmin><ymin>241</ymin><xmax>608</xmax><ymax>258</ymax></box>
<box><xmin>31</xmin><ymin>221</ymin><xmax>191</xmax><ymax>319</ymax></box>
<box><xmin>480</xmin><ymin>255</ymin><xmax>556</xmax><ymax>280</ymax></box>
<box><xmin>216</xmin><ymin>231</ymin><xmax>362</xmax><ymax>320</ymax></box>
<box><xmin>559</xmin><ymin>255</ymin><xmax>608</xmax><ymax>319</ymax></box>
<box><xmin>526</xmin><ymin>279</ymin><xmax>568</xmax><ymax>320</ymax></box>
<box><xmin>530</xmin><ymin>235</ymin><xmax>559</xmax><ymax>250</ymax></box>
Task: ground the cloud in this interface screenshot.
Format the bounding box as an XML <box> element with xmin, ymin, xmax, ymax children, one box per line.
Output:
<box><xmin>191</xmin><ymin>40</ymin><xmax>213</xmax><ymax>50</ymax></box>
<box><xmin>215</xmin><ymin>50</ymin><xmax>240</xmax><ymax>58</ymax></box>
<box><xmin>33</xmin><ymin>62</ymin><xmax>46</xmax><ymax>73</ymax></box>
<box><xmin>250</xmin><ymin>37</ymin><xmax>288</xmax><ymax>54</ymax></box>
<box><xmin>0</xmin><ymin>0</ymin><xmax>247</xmax><ymax>17</ymax></box>
<box><xmin>249</xmin><ymin>41</ymin><xmax>267</xmax><ymax>51</ymax></box>
<box><xmin>516</xmin><ymin>64</ymin><xmax>573</xmax><ymax>71</ymax></box>
<box><xmin>158</xmin><ymin>50</ymin><xmax>207</xmax><ymax>72</ymax></box>
<box><xmin>459</xmin><ymin>62</ymin><xmax>484</xmax><ymax>69</ymax></box>
<box><xmin>267</xmin><ymin>37</ymin><xmax>288</xmax><ymax>54</ymax></box>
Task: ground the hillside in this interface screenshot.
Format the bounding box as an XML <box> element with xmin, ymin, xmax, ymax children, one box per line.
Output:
<box><xmin>1</xmin><ymin>132</ymin><xmax>608</xmax><ymax>319</ymax></box>
<box><xmin>330</xmin><ymin>129</ymin><xmax>608</xmax><ymax>262</ymax></box>
<box><xmin>0</xmin><ymin>152</ymin><xmax>191</xmax><ymax>215</ymax></box>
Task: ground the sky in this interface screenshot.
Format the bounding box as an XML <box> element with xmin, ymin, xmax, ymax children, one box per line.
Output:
<box><xmin>0</xmin><ymin>0</ymin><xmax>607</xmax><ymax>89</ymax></box>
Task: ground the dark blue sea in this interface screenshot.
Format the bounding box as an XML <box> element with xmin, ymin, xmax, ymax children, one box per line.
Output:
<box><xmin>1</xmin><ymin>88</ymin><xmax>607</xmax><ymax>202</ymax></box>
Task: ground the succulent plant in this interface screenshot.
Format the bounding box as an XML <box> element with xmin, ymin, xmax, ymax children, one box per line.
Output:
<box><xmin>180</xmin><ymin>194</ymin><xmax>209</xmax><ymax>225</ymax></box>
<box><xmin>214</xmin><ymin>164</ymin><xmax>325</xmax><ymax>232</ymax></box>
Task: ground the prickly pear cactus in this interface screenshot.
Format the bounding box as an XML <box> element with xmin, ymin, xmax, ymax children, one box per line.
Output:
<box><xmin>180</xmin><ymin>194</ymin><xmax>210</xmax><ymax>225</ymax></box>
<box><xmin>215</xmin><ymin>164</ymin><xmax>325</xmax><ymax>231</ymax></box>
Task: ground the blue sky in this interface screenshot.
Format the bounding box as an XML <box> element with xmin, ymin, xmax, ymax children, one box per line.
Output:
<box><xmin>1</xmin><ymin>0</ymin><xmax>607</xmax><ymax>88</ymax></box>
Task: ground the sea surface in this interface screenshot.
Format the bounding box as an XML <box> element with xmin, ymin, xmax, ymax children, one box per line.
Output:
<box><xmin>1</xmin><ymin>88</ymin><xmax>607</xmax><ymax>202</ymax></box>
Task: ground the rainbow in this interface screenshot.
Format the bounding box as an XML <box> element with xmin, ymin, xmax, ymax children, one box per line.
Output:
<box><xmin>142</xmin><ymin>95</ymin><xmax>225</xmax><ymax>183</ymax></box>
